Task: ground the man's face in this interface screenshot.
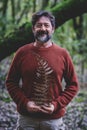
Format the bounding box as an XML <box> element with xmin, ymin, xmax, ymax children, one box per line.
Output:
<box><xmin>33</xmin><ymin>16</ymin><xmax>54</xmax><ymax>44</ymax></box>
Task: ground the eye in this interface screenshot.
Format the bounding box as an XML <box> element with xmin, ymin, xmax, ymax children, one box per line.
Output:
<box><xmin>36</xmin><ymin>24</ymin><xmax>42</xmax><ymax>28</ymax></box>
<box><xmin>45</xmin><ymin>24</ymin><xmax>49</xmax><ymax>27</ymax></box>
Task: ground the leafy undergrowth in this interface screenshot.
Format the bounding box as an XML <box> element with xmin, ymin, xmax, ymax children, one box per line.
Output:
<box><xmin>64</xmin><ymin>90</ymin><xmax>87</xmax><ymax>130</ymax></box>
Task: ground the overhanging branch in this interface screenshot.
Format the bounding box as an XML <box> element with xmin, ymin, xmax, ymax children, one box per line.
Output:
<box><xmin>0</xmin><ymin>0</ymin><xmax>87</xmax><ymax>61</ymax></box>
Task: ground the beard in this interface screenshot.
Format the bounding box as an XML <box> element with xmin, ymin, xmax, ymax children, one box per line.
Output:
<box><xmin>34</xmin><ymin>30</ymin><xmax>52</xmax><ymax>44</ymax></box>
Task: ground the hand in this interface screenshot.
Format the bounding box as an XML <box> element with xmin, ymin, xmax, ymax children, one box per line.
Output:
<box><xmin>26</xmin><ymin>101</ymin><xmax>41</xmax><ymax>113</ymax></box>
<box><xmin>40</xmin><ymin>103</ymin><xmax>54</xmax><ymax>114</ymax></box>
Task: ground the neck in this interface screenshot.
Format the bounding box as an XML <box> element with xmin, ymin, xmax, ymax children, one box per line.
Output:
<box><xmin>33</xmin><ymin>40</ymin><xmax>53</xmax><ymax>48</ymax></box>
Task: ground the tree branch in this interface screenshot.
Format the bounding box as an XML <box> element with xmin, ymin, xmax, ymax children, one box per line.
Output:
<box><xmin>0</xmin><ymin>0</ymin><xmax>87</xmax><ymax>61</ymax></box>
<box><xmin>51</xmin><ymin>0</ymin><xmax>87</xmax><ymax>27</ymax></box>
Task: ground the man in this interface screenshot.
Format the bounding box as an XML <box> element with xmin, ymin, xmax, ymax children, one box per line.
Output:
<box><xmin>6</xmin><ymin>10</ymin><xmax>79</xmax><ymax>130</ymax></box>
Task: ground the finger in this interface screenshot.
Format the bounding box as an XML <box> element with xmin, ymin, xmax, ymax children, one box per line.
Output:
<box><xmin>39</xmin><ymin>108</ymin><xmax>49</xmax><ymax>113</ymax></box>
<box><xmin>33</xmin><ymin>105</ymin><xmax>41</xmax><ymax>109</ymax></box>
<box><xmin>41</xmin><ymin>106</ymin><xmax>54</xmax><ymax>114</ymax></box>
<box><xmin>41</xmin><ymin>105</ymin><xmax>51</xmax><ymax>110</ymax></box>
<box><xmin>29</xmin><ymin>107</ymin><xmax>40</xmax><ymax>112</ymax></box>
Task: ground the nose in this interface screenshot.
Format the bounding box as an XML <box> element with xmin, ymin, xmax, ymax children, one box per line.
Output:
<box><xmin>41</xmin><ymin>25</ymin><xmax>46</xmax><ymax>30</ymax></box>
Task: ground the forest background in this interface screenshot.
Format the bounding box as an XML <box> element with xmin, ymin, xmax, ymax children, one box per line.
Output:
<box><xmin>0</xmin><ymin>0</ymin><xmax>87</xmax><ymax>130</ymax></box>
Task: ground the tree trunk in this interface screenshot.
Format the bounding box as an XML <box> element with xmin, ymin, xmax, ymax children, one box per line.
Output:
<box><xmin>41</xmin><ymin>0</ymin><xmax>49</xmax><ymax>10</ymax></box>
<box><xmin>51</xmin><ymin>0</ymin><xmax>58</xmax><ymax>8</ymax></box>
<box><xmin>51</xmin><ymin>0</ymin><xmax>87</xmax><ymax>28</ymax></box>
<box><xmin>10</xmin><ymin>0</ymin><xmax>15</xmax><ymax>23</ymax></box>
<box><xmin>73</xmin><ymin>15</ymin><xmax>83</xmax><ymax>40</ymax></box>
<box><xmin>0</xmin><ymin>23</ymin><xmax>34</xmax><ymax>61</ymax></box>
<box><xmin>2</xmin><ymin>0</ymin><xmax>9</xmax><ymax>31</ymax></box>
<box><xmin>0</xmin><ymin>0</ymin><xmax>87</xmax><ymax>61</ymax></box>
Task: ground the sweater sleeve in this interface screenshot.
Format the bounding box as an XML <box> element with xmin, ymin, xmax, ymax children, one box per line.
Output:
<box><xmin>52</xmin><ymin>49</ymin><xmax>79</xmax><ymax>111</ymax></box>
<box><xmin>5</xmin><ymin>49</ymin><xmax>29</xmax><ymax>110</ymax></box>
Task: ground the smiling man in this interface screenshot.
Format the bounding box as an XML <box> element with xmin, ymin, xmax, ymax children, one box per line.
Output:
<box><xmin>33</xmin><ymin>15</ymin><xmax>54</xmax><ymax>45</ymax></box>
<box><xmin>6</xmin><ymin>10</ymin><xmax>79</xmax><ymax>130</ymax></box>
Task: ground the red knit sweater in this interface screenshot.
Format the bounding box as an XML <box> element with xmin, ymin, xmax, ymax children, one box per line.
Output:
<box><xmin>6</xmin><ymin>43</ymin><xmax>79</xmax><ymax>119</ymax></box>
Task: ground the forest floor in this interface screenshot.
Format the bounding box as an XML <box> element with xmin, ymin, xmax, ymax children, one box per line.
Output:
<box><xmin>0</xmin><ymin>89</ymin><xmax>87</xmax><ymax>130</ymax></box>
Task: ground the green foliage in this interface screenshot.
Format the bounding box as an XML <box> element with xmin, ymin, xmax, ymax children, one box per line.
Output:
<box><xmin>0</xmin><ymin>0</ymin><xmax>34</xmax><ymax>37</ymax></box>
<box><xmin>52</xmin><ymin>13</ymin><xmax>87</xmax><ymax>66</ymax></box>
<box><xmin>75</xmin><ymin>93</ymin><xmax>87</xmax><ymax>103</ymax></box>
<box><xmin>1</xmin><ymin>94</ymin><xmax>12</xmax><ymax>103</ymax></box>
<box><xmin>53</xmin><ymin>20</ymin><xmax>78</xmax><ymax>57</ymax></box>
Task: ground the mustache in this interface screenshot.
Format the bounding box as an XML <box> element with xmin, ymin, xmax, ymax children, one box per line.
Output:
<box><xmin>36</xmin><ymin>30</ymin><xmax>48</xmax><ymax>36</ymax></box>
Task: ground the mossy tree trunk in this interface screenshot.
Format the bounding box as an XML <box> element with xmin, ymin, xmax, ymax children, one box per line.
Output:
<box><xmin>51</xmin><ymin>0</ymin><xmax>87</xmax><ymax>27</ymax></box>
<box><xmin>0</xmin><ymin>0</ymin><xmax>87</xmax><ymax>61</ymax></box>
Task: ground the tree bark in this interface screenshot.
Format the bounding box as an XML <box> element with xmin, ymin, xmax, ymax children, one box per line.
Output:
<box><xmin>51</xmin><ymin>0</ymin><xmax>87</xmax><ymax>27</ymax></box>
<box><xmin>0</xmin><ymin>0</ymin><xmax>87</xmax><ymax>61</ymax></box>
<box><xmin>41</xmin><ymin>0</ymin><xmax>49</xmax><ymax>10</ymax></box>
<box><xmin>0</xmin><ymin>23</ymin><xmax>34</xmax><ymax>61</ymax></box>
<box><xmin>2</xmin><ymin>0</ymin><xmax>9</xmax><ymax>31</ymax></box>
<box><xmin>73</xmin><ymin>15</ymin><xmax>83</xmax><ymax>40</ymax></box>
<box><xmin>10</xmin><ymin>0</ymin><xmax>15</xmax><ymax>23</ymax></box>
<box><xmin>33</xmin><ymin>0</ymin><xmax>36</xmax><ymax>12</ymax></box>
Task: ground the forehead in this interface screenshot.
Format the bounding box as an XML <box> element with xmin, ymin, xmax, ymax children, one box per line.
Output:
<box><xmin>36</xmin><ymin>16</ymin><xmax>51</xmax><ymax>24</ymax></box>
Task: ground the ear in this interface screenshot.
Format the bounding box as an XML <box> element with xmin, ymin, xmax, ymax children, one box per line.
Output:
<box><xmin>52</xmin><ymin>27</ymin><xmax>55</xmax><ymax>33</ymax></box>
<box><xmin>32</xmin><ymin>26</ymin><xmax>35</xmax><ymax>33</ymax></box>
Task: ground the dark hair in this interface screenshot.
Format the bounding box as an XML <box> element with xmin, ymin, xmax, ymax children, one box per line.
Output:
<box><xmin>31</xmin><ymin>10</ymin><xmax>55</xmax><ymax>27</ymax></box>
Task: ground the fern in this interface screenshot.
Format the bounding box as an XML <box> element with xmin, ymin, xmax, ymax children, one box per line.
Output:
<box><xmin>31</xmin><ymin>52</ymin><xmax>55</xmax><ymax>106</ymax></box>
